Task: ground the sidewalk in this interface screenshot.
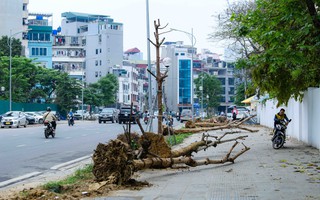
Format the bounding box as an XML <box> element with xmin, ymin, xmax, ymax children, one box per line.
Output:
<box><xmin>86</xmin><ymin>125</ymin><xmax>320</xmax><ymax>200</ymax></box>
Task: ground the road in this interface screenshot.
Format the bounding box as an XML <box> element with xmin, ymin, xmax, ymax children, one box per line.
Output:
<box><xmin>0</xmin><ymin>119</ymin><xmax>160</xmax><ymax>183</ymax></box>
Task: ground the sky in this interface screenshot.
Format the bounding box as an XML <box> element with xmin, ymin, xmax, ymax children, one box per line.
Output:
<box><xmin>28</xmin><ymin>0</ymin><xmax>232</xmax><ymax>59</ymax></box>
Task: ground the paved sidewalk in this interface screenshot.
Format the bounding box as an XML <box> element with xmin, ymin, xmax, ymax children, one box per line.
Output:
<box><xmin>87</xmin><ymin>126</ymin><xmax>320</xmax><ymax>200</ymax></box>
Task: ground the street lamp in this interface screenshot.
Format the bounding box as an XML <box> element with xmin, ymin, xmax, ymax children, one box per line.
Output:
<box><xmin>169</xmin><ymin>28</ymin><xmax>196</xmax><ymax>120</ymax></box>
<box><xmin>8</xmin><ymin>29</ymin><xmax>31</xmax><ymax>111</ymax></box>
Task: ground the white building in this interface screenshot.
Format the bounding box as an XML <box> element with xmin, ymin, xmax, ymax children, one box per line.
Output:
<box><xmin>113</xmin><ymin>65</ymin><xmax>139</xmax><ymax>109</ymax></box>
<box><xmin>0</xmin><ymin>0</ymin><xmax>29</xmax><ymax>55</ymax></box>
<box><xmin>53</xmin><ymin>12</ymin><xmax>123</xmax><ymax>84</ymax></box>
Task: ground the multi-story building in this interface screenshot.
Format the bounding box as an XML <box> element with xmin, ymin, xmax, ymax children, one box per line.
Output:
<box><xmin>53</xmin><ymin>12</ymin><xmax>123</xmax><ymax>84</ymax></box>
<box><xmin>27</xmin><ymin>13</ymin><xmax>53</xmax><ymax>68</ymax></box>
<box><xmin>0</xmin><ymin>0</ymin><xmax>29</xmax><ymax>55</ymax></box>
<box><xmin>161</xmin><ymin>43</ymin><xmax>238</xmax><ymax>115</ymax></box>
<box><xmin>161</xmin><ymin>41</ymin><xmax>196</xmax><ymax>113</ymax></box>
<box><xmin>113</xmin><ymin>65</ymin><xmax>139</xmax><ymax>109</ymax></box>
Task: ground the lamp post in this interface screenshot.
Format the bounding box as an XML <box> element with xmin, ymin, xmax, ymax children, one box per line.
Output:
<box><xmin>8</xmin><ymin>29</ymin><xmax>30</xmax><ymax>111</ymax></box>
<box><xmin>169</xmin><ymin>28</ymin><xmax>196</xmax><ymax>120</ymax></box>
<box><xmin>81</xmin><ymin>70</ymin><xmax>84</xmax><ymax>121</ymax></box>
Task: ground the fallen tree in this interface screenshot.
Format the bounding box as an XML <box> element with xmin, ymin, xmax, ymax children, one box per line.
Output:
<box><xmin>92</xmin><ymin>128</ymin><xmax>251</xmax><ymax>184</ymax></box>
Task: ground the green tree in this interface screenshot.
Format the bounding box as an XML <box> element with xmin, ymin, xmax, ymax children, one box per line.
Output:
<box><xmin>84</xmin><ymin>74</ymin><xmax>118</xmax><ymax>107</ymax></box>
<box><xmin>232</xmin><ymin>0</ymin><xmax>320</xmax><ymax>105</ymax></box>
<box><xmin>194</xmin><ymin>73</ymin><xmax>222</xmax><ymax>116</ymax></box>
<box><xmin>234</xmin><ymin>82</ymin><xmax>255</xmax><ymax>105</ymax></box>
<box><xmin>0</xmin><ymin>36</ymin><xmax>22</xmax><ymax>57</ymax></box>
<box><xmin>0</xmin><ymin>56</ymin><xmax>39</xmax><ymax>102</ymax></box>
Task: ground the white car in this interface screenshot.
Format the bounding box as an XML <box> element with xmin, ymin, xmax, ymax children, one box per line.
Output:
<box><xmin>0</xmin><ymin>111</ymin><xmax>27</xmax><ymax>128</ymax></box>
<box><xmin>25</xmin><ymin>112</ymin><xmax>44</xmax><ymax>124</ymax></box>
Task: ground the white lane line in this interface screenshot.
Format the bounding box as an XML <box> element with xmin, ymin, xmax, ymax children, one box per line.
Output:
<box><xmin>50</xmin><ymin>155</ymin><xmax>91</xmax><ymax>170</ymax></box>
<box><xmin>16</xmin><ymin>144</ymin><xmax>26</xmax><ymax>147</ymax></box>
<box><xmin>0</xmin><ymin>171</ymin><xmax>42</xmax><ymax>188</ymax></box>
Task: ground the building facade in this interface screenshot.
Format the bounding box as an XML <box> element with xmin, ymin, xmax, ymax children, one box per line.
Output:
<box><xmin>161</xmin><ymin>42</ymin><xmax>238</xmax><ymax>115</ymax></box>
<box><xmin>0</xmin><ymin>0</ymin><xmax>29</xmax><ymax>55</ymax></box>
<box><xmin>53</xmin><ymin>12</ymin><xmax>123</xmax><ymax>84</ymax></box>
<box><xmin>27</xmin><ymin>13</ymin><xmax>53</xmax><ymax>68</ymax></box>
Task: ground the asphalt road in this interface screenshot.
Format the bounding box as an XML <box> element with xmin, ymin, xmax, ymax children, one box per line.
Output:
<box><xmin>0</xmin><ymin>120</ymin><xmax>155</xmax><ymax>183</ymax></box>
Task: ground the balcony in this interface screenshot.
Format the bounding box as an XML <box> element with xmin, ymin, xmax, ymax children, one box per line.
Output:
<box><xmin>53</xmin><ymin>36</ymin><xmax>85</xmax><ymax>47</ymax></box>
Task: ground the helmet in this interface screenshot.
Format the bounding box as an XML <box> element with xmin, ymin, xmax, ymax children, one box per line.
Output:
<box><xmin>47</xmin><ymin>107</ymin><xmax>51</xmax><ymax>111</ymax></box>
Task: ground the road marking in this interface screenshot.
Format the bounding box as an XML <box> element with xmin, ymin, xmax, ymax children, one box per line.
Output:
<box><xmin>0</xmin><ymin>171</ymin><xmax>42</xmax><ymax>188</ymax></box>
<box><xmin>16</xmin><ymin>144</ymin><xmax>26</xmax><ymax>147</ymax></box>
<box><xmin>50</xmin><ymin>155</ymin><xmax>91</xmax><ymax>170</ymax></box>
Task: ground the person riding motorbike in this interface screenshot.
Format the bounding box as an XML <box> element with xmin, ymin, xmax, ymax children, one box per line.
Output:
<box><xmin>273</xmin><ymin>108</ymin><xmax>290</xmax><ymax>140</ymax></box>
<box><xmin>43</xmin><ymin>107</ymin><xmax>57</xmax><ymax>132</ymax></box>
<box><xmin>67</xmin><ymin>109</ymin><xmax>74</xmax><ymax>125</ymax></box>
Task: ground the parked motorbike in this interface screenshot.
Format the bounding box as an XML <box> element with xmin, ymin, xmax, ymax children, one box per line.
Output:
<box><xmin>44</xmin><ymin>120</ymin><xmax>55</xmax><ymax>139</ymax></box>
<box><xmin>272</xmin><ymin>119</ymin><xmax>291</xmax><ymax>149</ymax></box>
<box><xmin>68</xmin><ymin>115</ymin><xmax>74</xmax><ymax>126</ymax></box>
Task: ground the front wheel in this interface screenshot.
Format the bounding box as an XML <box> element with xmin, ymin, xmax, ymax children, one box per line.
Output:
<box><xmin>44</xmin><ymin>129</ymin><xmax>49</xmax><ymax>139</ymax></box>
<box><xmin>272</xmin><ymin>133</ymin><xmax>285</xmax><ymax>149</ymax></box>
<box><xmin>52</xmin><ymin>130</ymin><xmax>55</xmax><ymax>138</ymax></box>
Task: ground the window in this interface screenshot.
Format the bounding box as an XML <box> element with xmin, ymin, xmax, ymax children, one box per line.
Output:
<box><xmin>228</xmin><ymin>78</ymin><xmax>235</xmax><ymax>85</ymax></box>
<box><xmin>31</xmin><ymin>47</ymin><xmax>47</xmax><ymax>56</ymax></box>
<box><xmin>100</xmin><ymin>60</ymin><xmax>102</xmax><ymax>65</ymax></box>
<box><xmin>45</xmin><ymin>33</ymin><xmax>50</xmax><ymax>41</ymax></box>
<box><xmin>95</xmin><ymin>60</ymin><xmax>98</xmax><ymax>66</ymax></box>
<box><xmin>96</xmin><ymin>49</ymin><xmax>98</xmax><ymax>54</ymax></box>
<box><xmin>180</xmin><ymin>53</ymin><xmax>185</xmax><ymax>56</ymax></box>
<box><xmin>100</xmin><ymin>49</ymin><xmax>102</xmax><ymax>53</ymax></box>
<box><xmin>95</xmin><ymin>71</ymin><xmax>98</xmax><ymax>77</ymax></box>
<box><xmin>39</xmin><ymin>33</ymin><xmax>45</xmax><ymax>41</ymax></box>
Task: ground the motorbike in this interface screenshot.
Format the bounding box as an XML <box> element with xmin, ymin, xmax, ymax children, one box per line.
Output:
<box><xmin>272</xmin><ymin>119</ymin><xmax>291</xmax><ymax>149</ymax></box>
<box><xmin>44</xmin><ymin>120</ymin><xmax>55</xmax><ymax>139</ymax></box>
<box><xmin>68</xmin><ymin>115</ymin><xmax>74</xmax><ymax>126</ymax></box>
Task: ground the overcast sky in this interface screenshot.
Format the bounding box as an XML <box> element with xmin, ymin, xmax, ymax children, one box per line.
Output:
<box><xmin>28</xmin><ymin>0</ymin><xmax>233</xmax><ymax>59</ymax></box>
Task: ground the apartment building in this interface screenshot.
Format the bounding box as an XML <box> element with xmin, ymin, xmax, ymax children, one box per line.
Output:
<box><xmin>0</xmin><ymin>0</ymin><xmax>29</xmax><ymax>55</ymax></box>
<box><xmin>27</xmin><ymin>13</ymin><xmax>53</xmax><ymax>68</ymax></box>
<box><xmin>53</xmin><ymin>12</ymin><xmax>123</xmax><ymax>83</ymax></box>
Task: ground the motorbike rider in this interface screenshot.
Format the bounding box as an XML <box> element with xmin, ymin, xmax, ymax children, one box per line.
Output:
<box><xmin>273</xmin><ymin>108</ymin><xmax>290</xmax><ymax>140</ymax></box>
<box><xmin>43</xmin><ymin>107</ymin><xmax>57</xmax><ymax>132</ymax></box>
<box><xmin>68</xmin><ymin>109</ymin><xmax>74</xmax><ymax>124</ymax></box>
<box><xmin>232</xmin><ymin>106</ymin><xmax>238</xmax><ymax>120</ymax></box>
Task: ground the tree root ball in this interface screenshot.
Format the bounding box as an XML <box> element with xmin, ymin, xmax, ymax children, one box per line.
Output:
<box><xmin>92</xmin><ymin>140</ymin><xmax>134</xmax><ymax>184</ymax></box>
<box><xmin>140</xmin><ymin>132</ymin><xmax>172</xmax><ymax>158</ymax></box>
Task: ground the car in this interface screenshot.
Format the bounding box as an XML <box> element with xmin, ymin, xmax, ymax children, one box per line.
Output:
<box><xmin>25</xmin><ymin>112</ymin><xmax>44</xmax><ymax>124</ymax></box>
<box><xmin>98</xmin><ymin>108</ymin><xmax>117</xmax><ymax>123</ymax></box>
<box><xmin>0</xmin><ymin>111</ymin><xmax>27</xmax><ymax>128</ymax></box>
<box><xmin>25</xmin><ymin>114</ymin><xmax>36</xmax><ymax>124</ymax></box>
<box><xmin>118</xmin><ymin>107</ymin><xmax>138</xmax><ymax>124</ymax></box>
<box><xmin>180</xmin><ymin>109</ymin><xmax>193</xmax><ymax>123</ymax></box>
<box><xmin>74</xmin><ymin>110</ymin><xmax>89</xmax><ymax>120</ymax></box>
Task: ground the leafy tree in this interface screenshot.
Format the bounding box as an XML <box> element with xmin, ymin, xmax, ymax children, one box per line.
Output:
<box><xmin>54</xmin><ymin>73</ymin><xmax>82</xmax><ymax>114</ymax></box>
<box><xmin>0</xmin><ymin>56</ymin><xmax>38</xmax><ymax>102</ymax></box>
<box><xmin>0</xmin><ymin>36</ymin><xmax>22</xmax><ymax>57</ymax></box>
<box><xmin>194</xmin><ymin>73</ymin><xmax>222</xmax><ymax>116</ymax></box>
<box><xmin>231</xmin><ymin>0</ymin><xmax>320</xmax><ymax>105</ymax></box>
<box><xmin>234</xmin><ymin>81</ymin><xmax>255</xmax><ymax>106</ymax></box>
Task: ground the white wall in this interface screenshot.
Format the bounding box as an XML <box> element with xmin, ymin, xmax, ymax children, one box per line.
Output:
<box><xmin>257</xmin><ymin>88</ymin><xmax>320</xmax><ymax>149</ymax></box>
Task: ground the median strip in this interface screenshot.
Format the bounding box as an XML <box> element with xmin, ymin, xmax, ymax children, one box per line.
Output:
<box><xmin>50</xmin><ymin>155</ymin><xmax>91</xmax><ymax>170</ymax></box>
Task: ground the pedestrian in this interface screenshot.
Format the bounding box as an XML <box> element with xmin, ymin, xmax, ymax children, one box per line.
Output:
<box><xmin>232</xmin><ymin>106</ymin><xmax>238</xmax><ymax>120</ymax></box>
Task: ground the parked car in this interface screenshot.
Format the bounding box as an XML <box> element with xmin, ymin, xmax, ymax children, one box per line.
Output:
<box><xmin>118</xmin><ymin>107</ymin><xmax>138</xmax><ymax>124</ymax></box>
<box><xmin>180</xmin><ymin>109</ymin><xmax>193</xmax><ymax>123</ymax></box>
<box><xmin>25</xmin><ymin>114</ymin><xmax>36</xmax><ymax>124</ymax></box>
<box><xmin>0</xmin><ymin>111</ymin><xmax>27</xmax><ymax>128</ymax></box>
<box><xmin>98</xmin><ymin>108</ymin><xmax>117</xmax><ymax>123</ymax></box>
<box><xmin>25</xmin><ymin>112</ymin><xmax>44</xmax><ymax>124</ymax></box>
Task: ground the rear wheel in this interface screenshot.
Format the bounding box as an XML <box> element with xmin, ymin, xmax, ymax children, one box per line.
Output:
<box><xmin>99</xmin><ymin>120</ymin><xmax>102</xmax><ymax>124</ymax></box>
<box><xmin>272</xmin><ymin>133</ymin><xmax>285</xmax><ymax>149</ymax></box>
